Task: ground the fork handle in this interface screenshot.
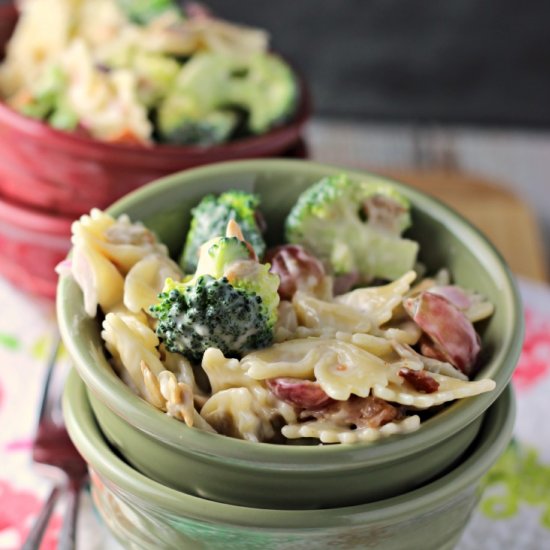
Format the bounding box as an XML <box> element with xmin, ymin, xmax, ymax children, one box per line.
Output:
<box><xmin>22</xmin><ymin>484</ymin><xmax>62</xmax><ymax>550</ymax></box>
<box><xmin>58</xmin><ymin>478</ymin><xmax>85</xmax><ymax>550</ymax></box>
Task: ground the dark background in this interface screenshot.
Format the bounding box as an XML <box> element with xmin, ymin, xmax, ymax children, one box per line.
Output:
<box><xmin>206</xmin><ymin>0</ymin><xmax>550</xmax><ymax>128</ymax></box>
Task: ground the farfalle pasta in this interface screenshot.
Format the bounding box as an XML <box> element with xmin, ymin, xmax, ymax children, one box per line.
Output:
<box><xmin>243</xmin><ymin>338</ymin><xmax>402</xmax><ymax>401</ymax></box>
<box><xmin>64</xmin><ymin>208</ymin><xmax>170</xmax><ymax>316</ymax></box>
<box><xmin>200</xmin><ymin>348</ymin><xmax>296</xmax><ymax>441</ymax></box>
<box><xmin>282</xmin><ymin>412</ymin><xmax>421</xmax><ymax>445</ymax></box>
<box><xmin>372</xmin><ymin>375</ymin><xmax>496</xmax><ymax>409</ymax></box>
<box><xmin>63</xmin><ymin>175</ymin><xmax>497</xmax><ymax>445</ymax></box>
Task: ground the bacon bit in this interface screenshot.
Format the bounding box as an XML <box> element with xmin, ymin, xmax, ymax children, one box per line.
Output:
<box><xmin>302</xmin><ymin>395</ymin><xmax>402</xmax><ymax>429</ymax></box>
<box><xmin>266</xmin><ymin>244</ymin><xmax>325</xmax><ymax>300</ymax></box>
<box><xmin>363</xmin><ymin>195</ymin><xmax>407</xmax><ymax>235</ymax></box>
<box><xmin>399</xmin><ymin>368</ymin><xmax>440</xmax><ymax>394</ymax></box>
<box><xmin>267</xmin><ymin>378</ymin><xmax>334</xmax><ymax>409</ymax></box>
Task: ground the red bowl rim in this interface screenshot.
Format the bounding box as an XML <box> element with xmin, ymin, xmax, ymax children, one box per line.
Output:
<box><xmin>0</xmin><ymin>3</ymin><xmax>311</xmax><ymax>161</ymax></box>
<box><xmin>0</xmin><ymin>256</ymin><xmax>58</xmax><ymax>299</ymax></box>
<box><xmin>0</xmin><ymin>190</ymin><xmax>74</xmax><ymax>233</ymax></box>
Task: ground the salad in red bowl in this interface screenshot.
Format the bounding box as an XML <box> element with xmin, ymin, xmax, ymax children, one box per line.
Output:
<box><xmin>0</xmin><ymin>0</ymin><xmax>300</xmax><ymax>146</ymax></box>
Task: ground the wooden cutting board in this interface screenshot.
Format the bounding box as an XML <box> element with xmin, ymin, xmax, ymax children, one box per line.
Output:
<box><xmin>381</xmin><ymin>169</ymin><xmax>548</xmax><ymax>282</ymax></box>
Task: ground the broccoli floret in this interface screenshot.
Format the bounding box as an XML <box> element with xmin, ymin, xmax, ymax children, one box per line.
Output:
<box><xmin>157</xmin><ymin>96</ymin><xmax>238</xmax><ymax>145</ymax></box>
<box><xmin>156</xmin><ymin>53</ymin><xmax>240</xmax><ymax>144</ymax></box>
<box><xmin>156</xmin><ymin>52</ymin><xmax>297</xmax><ymax>143</ymax></box>
<box><xmin>116</xmin><ymin>0</ymin><xmax>181</xmax><ymax>25</ymax></box>
<box><xmin>231</xmin><ymin>53</ymin><xmax>298</xmax><ymax>134</ymax></box>
<box><xmin>151</xmin><ymin>232</ymin><xmax>279</xmax><ymax>361</ymax></box>
<box><xmin>48</xmin><ymin>102</ymin><xmax>78</xmax><ymax>131</ymax></box>
<box><xmin>133</xmin><ymin>53</ymin><xmax>181</xmax><ymax>107</ymax></box>
<box><xmin>181</xmin><ymin>191</ymin><xmax>266</xmax><ymax>273</ymax></box>
<box><xmin>194</xmin><ymin>235</ymin><xmax>251</xmax><ymax>278</ymax></box>
<box><xmin>20</xmin><ymin>66</ymin><xmax>78</xmax><ymax>131</ymax></box>
<box><xmin>285</xmin><ymin>174</ymin><xmax>419</xmax><ymax>283</ymax></box>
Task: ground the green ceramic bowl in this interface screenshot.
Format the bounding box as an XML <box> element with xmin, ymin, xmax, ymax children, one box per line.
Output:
<box><xmin>57</xmin><ymin>160</ymin><xmax>523</xmax><ymax>509</ymax></box>
<box><xmin>63</xmin><ymin>370</ymin><xmax>516</xmax><ymax>550</ymax></box>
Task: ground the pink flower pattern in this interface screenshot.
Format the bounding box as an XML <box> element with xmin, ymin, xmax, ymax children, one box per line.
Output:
<box><xmin>513</xmin><ymin>308</ymin><xmax>550</xmax><ymax>390</ymax></box>
<box><xmin>0</xmin><ymin>480</ymin><xmax>61</xmax><ymax>550</ymax></box>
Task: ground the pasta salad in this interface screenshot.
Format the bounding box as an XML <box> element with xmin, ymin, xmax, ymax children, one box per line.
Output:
<box><xmin>0</xmin><ymin>0</ymin><xmax>298</xmax><ymax>145</ymax></box>
<box><xmin>59</xmin><ymin>175</ymin><xmax>496</xmax><ymax>444</ymax></box>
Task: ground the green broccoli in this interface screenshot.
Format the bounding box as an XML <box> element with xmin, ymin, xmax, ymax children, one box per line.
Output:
<box><xmin>20</xmin><ymin>66</ymin><xmax>78</xmax><ymax>131</ymax></box>
<box><xmin>133</xmin><ymin>53</ymin><xmax>181</xmax><ymax>107</ymax></box>
<box><xmin>181</xmin><ymin>191</ymin><xmax>266</xmax><ymax>273</ymax></box>
<box><xmin>157</xmin><ymin>95</ymin><xmax>238</xmax><ymax>145</ymax></box>
<box><xmin>116</xmin><ymin>0</ymin><xmax>181</xmax><ymax>25</ymax></box>
<box><xmin>151</xmin><ymin>231</ymin><xmax>279</xmax><ymax>362</ymax></box>
<box><xmin>156</xmin><ymin>53</ymin><xmax>239</xmax><ymax>144</ymax></box>
<box><xmin>156</xmin><ymin>52</ymin><xmax>297</xmax><ymax>144</ymax></box>
<box><xmin>231</xmin><ymin>53</ymin><xmax>298</xmax><ymax>134</ymax></box>
<box><xmin>285</xmin><ymin>174</ymin><xmax>419</xmax><ymax>283</ymax></box>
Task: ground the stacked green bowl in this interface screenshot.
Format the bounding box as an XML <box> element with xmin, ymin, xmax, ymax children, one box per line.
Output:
<box><xmin>64</xmin><ymin>369</ymin><xmax>515</xmax><ymax>550</ymax></box>
<box><xmin>58</xmin><ymin>160</ymin><xmax>522</xmax><ymax>510</ymax></box>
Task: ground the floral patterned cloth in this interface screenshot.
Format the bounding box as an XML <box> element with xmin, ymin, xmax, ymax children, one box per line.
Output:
<box><xmin>0</xmin><ymin>275</ymin><xmax>549</xmax><ymax>550</ymax></box>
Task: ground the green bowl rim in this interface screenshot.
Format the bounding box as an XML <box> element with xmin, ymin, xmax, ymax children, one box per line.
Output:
<box><xmin>63</xmin><ymin>369</ymin><xmax>515</xmax><ymax>527</ymax></box>
<box><xmin>57</xmin><ymin>159</ymin><xmax>524</xmax><ymax>467</ymax></box>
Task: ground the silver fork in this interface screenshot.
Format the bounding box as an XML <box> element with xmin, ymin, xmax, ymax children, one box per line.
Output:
<box><xmin>22</xmin><ymin>337</ymin><xmax>89</xmax><ymax>550</ymax></box>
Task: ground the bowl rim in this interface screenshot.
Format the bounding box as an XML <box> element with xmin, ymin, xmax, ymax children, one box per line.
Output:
<box><xmin>63</xmin><ymin>369</ymin><xmax>515</xmax><ymax>527</ymax></box>
<box><xmin>0</xmin><ymin>3</ymin><xmax>311</xmax><ymax>161</ymax></box>
<box><xmin>0</xmin><ymin>190</ymin><xmax>74</xmax><ymax>233</ymax></box>
<box><xmin>57</xmin><ymin>159</ymin><xmax>524</xmax><ymax>468</ymax></box>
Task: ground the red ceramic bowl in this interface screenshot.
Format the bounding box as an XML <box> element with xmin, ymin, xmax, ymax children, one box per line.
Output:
<box><xmin>0</xmin><ymin>191</ymin><xmax>73</xmax><ymax>298</ymax></box>
<box><xmin>0</xmin><ymin>4</ymin><xmax>311</xmax><ymax>217</ymax></box>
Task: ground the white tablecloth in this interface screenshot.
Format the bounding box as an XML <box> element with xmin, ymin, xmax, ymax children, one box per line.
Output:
<box><xmin>1</xmin><ymin>276</ymin><xmax>549</xmax><ymax>550</ymax></box>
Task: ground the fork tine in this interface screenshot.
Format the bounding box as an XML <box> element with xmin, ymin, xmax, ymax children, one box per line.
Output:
<box><xmin>21</xmin><ymin>336</ymin><xmax>63</xmax><ymax>550</ymax></box>
<box><xmin>36</xmin><ymin>336</ymin><xmax>62</xmax><ymax>423</ymax></box>
<box><xmin>21</xmin><ymin>484</ymin><xmax>63</xmax><ymax>550</ymax></box>
<box><xmin>58</xmin><ymin>477</ymin><xmax>86</xmax><ymax>550</ymax></box>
